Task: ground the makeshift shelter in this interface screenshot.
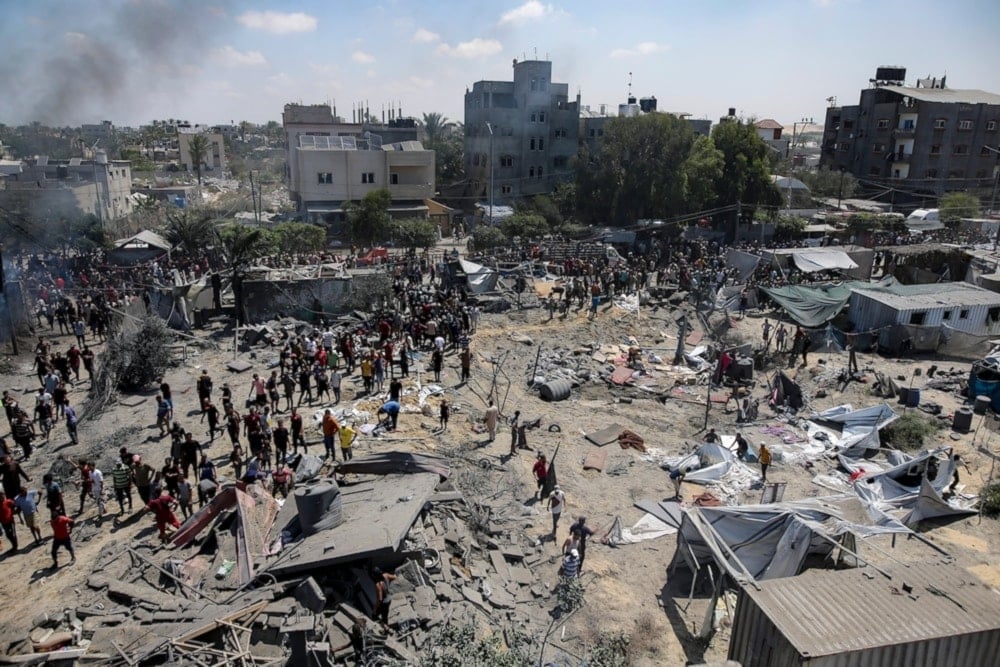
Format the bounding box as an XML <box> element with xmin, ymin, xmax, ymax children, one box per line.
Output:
<box><xmin>770</xmin><ymin>245</ymin><xmax>874</xmax><ymax>281</ymax></box>
<box><xmin>448</xmin><ymin>258</ymin><xmax>500</xmax><ymax>294</ymax></box>
<box><xmin>664</xmin><ymin>442</ymin><xmax>736</xmax><ymax>484</ymax></box>
<box><xmin>769</xmin><ymin>372</ymin><xmax>804</xmax><ymax>410</ymax></box>
<box><xmin>806</xmin><ymin>403</ymin><xmax>899</xmax><ymax>458</ymax></box>
<box><xmin>760</xmin><ymin>283</ymin><xmax>855</xmax><ymax>327</ymax></box>
<box><xmin>108</xmin><ymin>230</ymin><xmax>171</xmax><ymax>265</ymax></box>
<box><xmin>728</xmin><ymin>562</ymin><xmax>1000</xmax><ymax>667</ymax></box>
<box><xmin>848</xmin><ymin>279</ymin><xmax>1000</xmax><ymax>351</ymax></box>
<box><xmin>672</xmin><ymin>495</ymin><xmax>910</xmax><ymax>585</ymax></box>
<box><xmin>725</xmin><ymin>249</ymin><xmax>762</xmax><ymax>282</ymax></box>
<box><xmin>844</xmin><ymin>447</ymin><xmax>977</xmax><ymax>527</ymax></box>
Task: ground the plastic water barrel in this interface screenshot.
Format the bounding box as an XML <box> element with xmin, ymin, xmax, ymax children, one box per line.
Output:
<box><xmin>906</xmin><ymin>388</ymin><xmax>920</xmax><ymax>408</ymax></box>
<box><xmin>898</xmin><ymin>387</ymin><xmax>910</xmax><ymax>405</ymax></box>
<box><xmin>953</xmin><ymin>407</ymin><xmax>974</xmax><ymax>432</ymax></box>
<box><xmin>974</xmin><ymin>395</ymin><xmax>991</xmax><ymax>415</ymax></box>
<box><xmin>294</xmin><ymin>481</ymin><xmax>342</xmax><ymax>535</ymax></box>
<box><xmin>539</xmin><ymin>379</ymin><xmax>572</xmax><ymax>402</ymax></box>
<box><xmin>733</xmin><ymin>358</ymin><xmax>754</xmax><ymax>382</ymax></box>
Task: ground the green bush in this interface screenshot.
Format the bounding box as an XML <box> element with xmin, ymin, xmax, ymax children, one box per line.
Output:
<box><xmin>880</xmin><ymin>412</ymin><xmax>941</xmax><ymax>451</ymax></box>
<box><xmin>981</xmin><ymin>482</ymin><xmax>1000</xmax><ymax>518</ymax></box>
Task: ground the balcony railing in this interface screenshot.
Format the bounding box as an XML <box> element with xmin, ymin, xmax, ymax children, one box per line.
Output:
<box><xmin>891</xmin><ymin>153</ymin><xmax>912</xmax><ymax>163</ymax></box>
<box><xmin>893</xmin><ymin>127</ymin><xmax>916</xmax><ymax>137</ymax></box>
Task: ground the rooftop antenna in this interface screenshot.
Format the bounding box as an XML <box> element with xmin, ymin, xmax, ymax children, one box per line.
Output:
<box><xmin>826</xmin><ymin>96</ymin><xmax>837</xmax><ymax>107</ymax></box>
<box><xmin>627</xmin><ymin>72</ymin><xmax>633</xmax><ymax>98</ymax></box>
<box><xmin>533</xmin><ymin>47</ymin><xmax>537</xmax><ymax>59</ymax></box>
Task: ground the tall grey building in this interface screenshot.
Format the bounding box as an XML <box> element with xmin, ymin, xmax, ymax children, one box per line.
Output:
<box><xmin>821</xmin><ymin>67</ymin><xmax>1000</xmax><ymax>197</ymax></box>
<box><xmin>464</xmin><ymin>59</ymin><xmax>580</xmax><ymax>205</ymax></box>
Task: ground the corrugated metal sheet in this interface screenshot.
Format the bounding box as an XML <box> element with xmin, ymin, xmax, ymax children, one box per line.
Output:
<box><xmin>729</xmin><ymin>562</ymin><xmax>1000</xmax><ymax>667</ymax></box>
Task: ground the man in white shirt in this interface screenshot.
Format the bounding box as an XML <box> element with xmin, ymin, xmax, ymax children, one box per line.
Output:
<box><xmin>547</xmin><ymin>485</ymin><xmax>565</xmax><ymax>538</ymax></box>
<box><xmin>330</xmin><ymin>369</ymin><xmax>342</xmax><ymax>404</ymax></box>
<box><xmin>89</xmin><ymin>466</ymin><xmax>105</xmax><ymax>517</ymax></box>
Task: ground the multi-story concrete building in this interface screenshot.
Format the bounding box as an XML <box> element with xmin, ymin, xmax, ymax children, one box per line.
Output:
<box><xmin>464</xmin><ymin>59</ymin><xmax>581</xmax><ymax>205</ymax></box>
<box><xmin>0</xmin><ymin>151</ymin><xmax>133</xmax><ymax>223</ymax></box>
<box><xmin>821</xmin><ymin>67</ymin><xmax>1000</xmax><ymax>197</ymax></box>
<box><xmin>579</xmin><ymin>94</ymin><xmax>714</xmax><ymax>156</ymax></box>
<box><xmin>177</xmin><ymin>125</ymin><xmax>227</xmax><ymax>175</ymax></box>
<box><xmin>282</xmin><ymin>103</ymin><xmax>435</xmax><ymax>220</ymax></box>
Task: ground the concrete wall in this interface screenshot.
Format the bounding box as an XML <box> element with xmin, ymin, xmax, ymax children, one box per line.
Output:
<box><xmin>241</xmin><ymin>276</ymin><xmax>355</xmax><ymax>323</ymax></box>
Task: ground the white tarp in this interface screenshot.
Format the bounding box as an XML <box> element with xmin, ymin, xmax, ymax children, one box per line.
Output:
<box><xmin>791</xmin><ymin>250</ymin><xmax>859</xmax><ymax>273</ymax></box>
<box><xmin>617</xmin><ymin>513</ymin><xmax>677</xmax><ymax>544</ymax></box>
<box><xmin>664</xmin><ymin>441</ymin><xmax>735</xmax><ymax>483</ymax></box>
<box><xmin>806</xmin><ymin>403</ymin><xmax>899</xmax><ymax>457</ymax></box>
<box><xmin>458</xmin><ymin>258</ymin><xmax>499</xmax><ymax>293</ymax></box>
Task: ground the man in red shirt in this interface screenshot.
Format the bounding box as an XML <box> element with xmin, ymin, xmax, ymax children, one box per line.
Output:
<box><xmin>50</xmin><ymin>511</ymin><xmax>75</xmax><ymax>567</ymax></box>
<box><xmin>532</xmin><ymin>454</ymin><xmax>548</xmax><ymax>500</ymax></box>
<box><xmin>146</xmin><ymin>493</ymin><xmax>181</xmax><ymax>542</ymax></box>
<box><xmin>0</xmin><ymin>491</ymin><xmax>18</xmax><ymax>552</ymax></box>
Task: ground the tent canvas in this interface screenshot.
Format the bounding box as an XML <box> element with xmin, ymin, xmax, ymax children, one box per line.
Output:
<box><xmin>790</xmin><ymin>250</ymin><xmax>859</xmax><ymax>273</ymax></box>
<box><xmin>458</xmin><ymin>258</ymin><xmax>499</xmax><ymax>293</ymax></box>
<box><xmin>760</xmin><ymin>283</ymin><xmax>855</xmax><ymax>327</ymax></box>
<box><xmin>807</xmin><ymin>403</ymin><xmax>899</xmax><ymax>457</ymax></box>
<box><xmin>667</xmin><ymin>441</ymin><xmax>736</xmax><ymax>484</ymax></box>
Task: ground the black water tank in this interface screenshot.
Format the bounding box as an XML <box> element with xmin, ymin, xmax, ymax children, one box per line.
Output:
<box><xmin>294</xmin><ymin>481</ymin><xmax>343</xmax><ymax>535</ymax></box>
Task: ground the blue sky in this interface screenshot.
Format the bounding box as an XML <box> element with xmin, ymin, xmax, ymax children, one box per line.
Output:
<box><xmin>2</xmin><ymin>0</ymin><xmax>999</xmax><ymax>129</ymax></box>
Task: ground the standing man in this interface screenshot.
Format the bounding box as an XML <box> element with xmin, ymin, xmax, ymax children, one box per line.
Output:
<box><xmin>196</xmin><ymin>370</ymin><xmax>213</xmax><ymax>412</ymax></box>
<box><xmin>774</xmin><ymin>323</ymin><xmax>787</xmax><ymax>353</ymax></box>
<box><xmin>322</xmin><ymin>410</ymin><xmax>340</xmax><ymax>459</ymax></box>
<box><xmin>484</xmin><ymin>400</ymin><xmax>499</xmax><ymax>442</ymax></box>
<box><xmin>846</xmin><ymin>332</ymin><xmax>859</xmax><ymax>374</ymax></box>
<box><xmin>339</xmin><ymin>421</ymin><xmax>357</xmax><ymax>461</ymax></box>
<box><xmin>0</xmin><ymin>491</ymin><xmax>18</xmax><ymax>552</ymax></box>
<box><xmin>132</xmin><ymin>455</ymin><xmax>157</xmax><ymax>505</ymax></box>
<box><xmin>762</xmin><ymin>319</ymin><xmax>773</xmax><ymax>351</ymax></box>
<box><xmin>14</xmin><ymin>487</ymin><xmax>42</xmax><ymax>544</ymax></box>
<box><xmin>290</xmin><ymin>408</ymin><xmax>306</xmax><ymax>453</ymax></box>
<box><xmin>50</xmin><ymin>510</ymin><xmax>75</xmax><ymax>568</ymax></box>
<box><xmin>547</xmin><ymin>484</ymin><xmax>565</xmax><ymax>538</ymax></box>
<box><xmin>330</xmin><ymin>367</ymin><xmax>342</xmax><ymax>404</ymax></box>
<box><xmin>459</xmin><ymin>346</ymin><xmax>472</xmax><ymax>384</ymax></box>
<box><xmin>569</xmin><ymin>517</ymin><xmax>596</xmax><ymax>573</ymax></box>
<box><xmin>111</xmin><ymin>460</ymin><xmax>133</xmax><ymax>514</ymax></box>
<box><xmin>532</xmin><ymin>453</ymin><xmax>548</xmax><ymax>499</ymax></box>
<box><xmin>759</xmin><ymin>443</ymin><xmax>772</xmax><ymax>483</ymax></box>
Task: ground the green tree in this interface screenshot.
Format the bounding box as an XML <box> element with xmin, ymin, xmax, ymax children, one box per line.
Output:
<box><xmin>165</xmin><ymin>210</ymin><xmax>216</xmax><ymax>256</ymax></box>
<box><xmin>430</xmin><ymin>133</ymin><xmax>465</xmax><ymax>185</ymax></box>
<box><xmin>774</xmin><ymin>214</ymin><xmax>808</xmax><ymax>241</ymax></box>
<box><xmin>472</xmin><ymin>225</ymin><xmax>506</xmax><ymax>250</ymax></box>
<box><xmin>501</xmin><ymin>213</ymin><xmax>549</xmax><ymax>239</ymax></box>
<box><xmin>392</xmin><ymin>217</ymin><xmax>438</xmax><ymax>251</ymax></box>
<box><xmin>274</xmin><ymin>222</ymin><xmax>326</xmax><ymax>254</ymax></box>
<box><xmin>710</xmin><ymin>120</ymin><xmax>783</xmax><ymax>230</ymax></box>
<box><xmin>939</xmin><ymin>191</ymin><xmax>981</xmax><ymax>223</ymax></box>
<box><xmin>576</xmin><ymin>113</ymin><xmax>696</xmax><ymax>225</ymax></box>
<box><xmin>520</xmin><ymin>195</ymin><xmax>563</xmax><ymax>230</ymax></box>
<box><xmin>682</xmin><ymin>135</ymin><xmax>725</xmax><ymax>212</ymax></box>
<box><xmin>422</xmin><ymin>112</ymin><xmax>449</xmax><ymax>145</ymax></box>
<box><xmin>550</xmin><ymin>183</ymin><xmax>578</xmax><ymax>221</ymax></box>
<box><xmin>187</xmin><ymin>134</ymin><xmax>210</xmax><ymax>185</ymax></box>
<box><xmin>795</xmin><ymin>167</ymin><xmax>857</xmax><ymax>200</ymax></box>
<box><xmin>345</xmin><ymin>188</ymin><xmax>392</xmax><ymax>248</ymax></box>
<box><xmin>218</xmin><ymin>224</ymin><xmax>275</xmax><ymax>325</ymax></box>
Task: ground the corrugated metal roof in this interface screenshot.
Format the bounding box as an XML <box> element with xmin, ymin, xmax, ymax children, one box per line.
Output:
<box><xmin>885</xmin><ymin>86</ymin><xmax>1000</xmax><ymax>106</ymax></box>
<box><xmin>744</xmin><ymin>562</ymin><xmax>1000</xmax><ymax>657</ymax></box>
<box><xmin>851</xmin><ymin>281</ymin><xmax>1000</xmax><ymax>310</ymax></box>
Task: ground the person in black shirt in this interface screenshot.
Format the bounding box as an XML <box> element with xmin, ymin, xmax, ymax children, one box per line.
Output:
<box><xmin>569</xmin><ymin>517</ymin><xmax>596</xmax><ymax>572</ymax></box>
<box><xmin>272</xmin><ymin>420</ymin><xmax>290</xmax><ymax>462</ymax></box>
<box><xmin>290</xmin><ymin>408</ymin><xmax>306</xmax><ymax>453</ymax></box>
<box><xmin>179</xmin><ymin>432</ymin><xmax>200</xmax><ymax>477</ymax></box>
<box><xmin>388</xmin><ymin>378</ymin><xmax>403</xmax><ymax>402</ymax></box>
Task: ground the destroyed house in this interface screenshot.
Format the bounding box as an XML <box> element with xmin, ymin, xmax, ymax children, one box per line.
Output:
<box><xmin>728</xmin><ymin>562</ymin><xmax>1000</xmax><ymax>667</ymax></box>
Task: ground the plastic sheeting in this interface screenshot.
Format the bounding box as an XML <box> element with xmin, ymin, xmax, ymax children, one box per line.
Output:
<box><xmin>806</xmin><ymin>403</ymin><xmax>899</xmax><ymax>458</ymax></box>
<box><xmin>616</xmin><ymin>513</ymin><xmax>677</xmax><ymax>544</ymax></box>
<box><xmin>675</xmin><ymin>495</ymin><xmax>910</xmax><ymax>583</ymax></box>
<box><xmin>726</xmin><ymin>249</ymin><xmax>762</xmax><ymax>282</ymax></box>
<box><xmin>458</xmin><ymin>258</ymin><xmax>499</xmax><ymax>293</ymax></box>
<box><xmin>790</xmin><ymin>250</ymin><xmax>859</xmax><ymax>273</ymax></box>
<box><xmin>760</xmin><ymin>283</ymin><xmax>854</xmax><ymax>327</ymax></box>
<box><xmin>664</xmin><ymin>441</ymin><xmax>735</xmax><ymax>483</ymax></box>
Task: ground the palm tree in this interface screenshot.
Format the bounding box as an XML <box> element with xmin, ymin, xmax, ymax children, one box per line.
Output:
<box><xmin>422</xmin><ymin>112</ymin><xmax>449</xmax><ymax>145</ymax></box>
<box><xmin>165</xmin><ymin>210</ymin><xmax>216</xmax><ymax>256</ymax></box>
<box><xmin>187</xmin><ymin>134</ymin><xmax>210</xmax><ymax>186</ymax></box>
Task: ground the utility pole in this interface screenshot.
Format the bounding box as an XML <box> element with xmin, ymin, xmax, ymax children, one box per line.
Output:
<box><xmin>485</xmin><ymin>122</ymin><xmax>495</xmax><ymax>225</ymax></box>
<box><xmin>0</xmin><ymin>244</ymin><xmax>17</xmax><ymax>355</ymax></box>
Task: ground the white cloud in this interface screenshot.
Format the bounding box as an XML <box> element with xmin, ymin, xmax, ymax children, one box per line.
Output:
<box><xmin>211</xmin><ymin>45</ymin><xmax>267</xmax><ymax>67</ymax></box>
<box><xmin>408</xmin><ymin>76</ymin><xmax>433</xmax><ymax>88</ymax></box>
<box><xmin>413</xmin><ymin>27</ymin><xmax>440</xmax><ymax>43</ymax></box>
<box><xmin>237</xmin><ymin>10</ymin><xmax>317</xmax><ymax>34</ymax></box>
<box><xmin>352</xmin><ymin>50</ymin><xmax>376</xmax><ymax>65</ymax></box>
<box><xmin>499</xmin><ymin>1</ymin><xmax>557</xmax><ymax>25</ymax></box>
<box><xmin>436</xmin><ymin>38</ymin><xmax>503</xmax><ymax>59</ymax></box>
<box><xmin>609</xmin><ymin>41</ymin><xmax>669</xmax><ymax>58</ymax></box>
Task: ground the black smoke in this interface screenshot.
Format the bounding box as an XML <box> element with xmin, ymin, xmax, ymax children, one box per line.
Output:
<box><xmin>0</xmin><ymin>0</ymin><xmax>234</xmax><ymax>126</ymax></box>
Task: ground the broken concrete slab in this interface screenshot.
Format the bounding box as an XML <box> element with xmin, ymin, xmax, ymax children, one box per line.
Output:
<box><xmin>295</xmin><ymin>577</ymin><xmax>327</xmax><ymax>613</ymax></box>
<box><xmin>226</xmin><ymin>358</ymin><xmax>253</xmax><ymax>373</ymax></box>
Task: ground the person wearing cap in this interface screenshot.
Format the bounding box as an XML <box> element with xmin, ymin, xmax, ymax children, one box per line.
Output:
<box><xmin>561</xmin><ymin>548</ymin><xmax>580</xmax><ymax>579</ymax></box>
<box><xmin>547</xmin><ymin>484</ymin><xmax>565</xmax><ymax>537</ymax></box>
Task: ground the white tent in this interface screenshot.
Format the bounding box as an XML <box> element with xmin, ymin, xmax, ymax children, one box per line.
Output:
<box><xmin>790</xmin><ymin>250</ymin><xmax>859</xmax><ymax>273</ymax></box>
<box><xmin>666</xmin><ymin>441</ymin><xmax>735</xmax><ymax>483</ymax></box>
<box><xmin>807</xmin><ymin>403</ymin><xmax>899</xmax><ymax>457</ymax></box>
<box><xmin>458</xmin><ymin>258</ymin><xmax>499</xmax><ymax>294</ymax></box>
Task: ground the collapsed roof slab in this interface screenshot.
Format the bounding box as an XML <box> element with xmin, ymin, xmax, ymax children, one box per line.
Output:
<box><xmin>265</xmin><ymin>472</ymin><xmax>439</xmax><ymax>577</ymax></box>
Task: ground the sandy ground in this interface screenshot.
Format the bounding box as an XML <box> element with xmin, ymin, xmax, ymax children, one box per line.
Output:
<box><xmin>1</xmin><ymin>281</ymin><xmax>999</xmax><ymax>664</ymax></box>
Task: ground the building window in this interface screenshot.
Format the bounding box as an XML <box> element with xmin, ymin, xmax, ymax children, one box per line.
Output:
<box><xmin>930</xmin><ymin>145</ymin><xmax>941</xmax><ymax>155</ymax></box>
<box><xmin>529</xmin><ymin>166</ymin><xmax>535</xmax><ymax>178</ymax></box>
<box><xmin>876</xmin><ymin>119</ymin><xmax>890</xmax><ymax>129</ymax></box>
<box><xmin>943</xmin><ymin>310</ymin><xmax>952</xmax><ymax>321</ymax></box>
<box><xmin>869</xmin><ymin>167</ymin><xmax>881</xmax><ymax>175</ymax></box>
<box><xmin>873</xmin><ymin>143</ymin><xmax>885</xmax><ymax>154</ymax></box>
<box><xmin>988</xmin><ymin>120</ymin><xmax>998</xmax><ymax>131</ymax></box>
<box><xmin>531</xmin><ymin>78</ymin><xmax>538</xmax><ymax>91</ymax></box>
<box><xmin>472</xmin><ymin>154</ymin><xmax>480</xmax><ymax>166</ymax></box>
<box><xmin>390</xmin><ymin>173</ymin><xmax>399</xmax><ymax>185</ymax></box>
<box><xmin>982</xmin><ymin>146</ymin><xmax>995</xmax><ymax>156</ymax></box>
<box><xmin>961</xmin><ymin>309</ymin><xmax>970</xmax><ymax>319</ymax></box>
<box><xmin>933</xmin><ymin>118</ymin><xmax>946</xmax><ymax>129</ymax></box>
<box><xmin>991</xmin><ymin>307</ymin><xmax>1000</xmax><ymax>323</ymax></box>
<box><xmin>537</xmin><ymin>166</ymin><xmax>544</xmax><ymax>178</ymax></box>
<box><xmin>539</xmin><ymin>78</ymin><xmax>547</xmax><ymax>91</ymax></box>
<box><xmin>588</xmin><ymin>129</ymin><xmax>596</xmax><ymax>138</ymax></box>
<box><xmin>500</xmin><ymin>155</ymin><xmax>513</xmax><ymax>167</ymax></box>
<box><xmin>529</xmin><ymin>137</ymin><xmax>536</xmax><ymax>150</ymax></box>
<box><xmin>909</xmin><ymin>312</ymin><xmax>926</xmax><ymax>325</ymax></box>
<box><xmin>902</xmin><ymin>119</ymin><xmax>915</xmax><ymax>130</ymax></box>
<box><xmin>501</xmin><ymin>184</ymin><xmax>512</xmax><ymax>194</ymax></box>
<box><xmin>843</xmin><ymin>119</ymin><xmax>854</xmax><ymax>130</ymax></box>
<box><xmin>958</xmin><ymin>120</ymin><xmax>973</xmax><ymax>130</ymax></box>
<box><xmin>597</xmin><ymin>129</ymin><xmax>604</xmax><ymax>137</ymax></box>
<box><xmin>530</xmin><ymin>113</ymin><xmax>537</xmax><ymax>122</ymax></box>
<box><xmin>362</xmin><ymin>172</ymin><xmax>375</xmax><ymax>184</ymax></box>
<box><xmin>539</xmin><ymin>112</ymin><xmax>546</xmax><ymax>123</ymax></box>
<box><xmin>948</xmin><ymin>170</ymin><xmax>965</xmax><ymax>178</ymax></box>
<box><xmin>838</xmin><ymin>142</ymin><xmax>849</xmax><ymax>151</ymax></box>
<box><xmin>554</xmin><ymin>128</ymin><xmax>567</xmax><ymax>138</ymax></box>
<box><xmin>954</xmin><ymin>145</ymin><xmax>969</xmax><ymax>155</ymax></box>
<box><xmin>317</xmin><ymin>172</ymin><xmax>333</xmax><ymax>184</ymax></box>
<box><xmin>553</xmin><ymin>156</ymin><xmax>567</xmax><ymax>168</ymax></box>
<box><xmin>538</xmin><ymin>138</ymin><xmax>545</xmax><ymax>150</ymax></box>
<box><xmin>925</xmin><ymin>169</ymin><xmax>938</xmax><ymax>178</ymax></box>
